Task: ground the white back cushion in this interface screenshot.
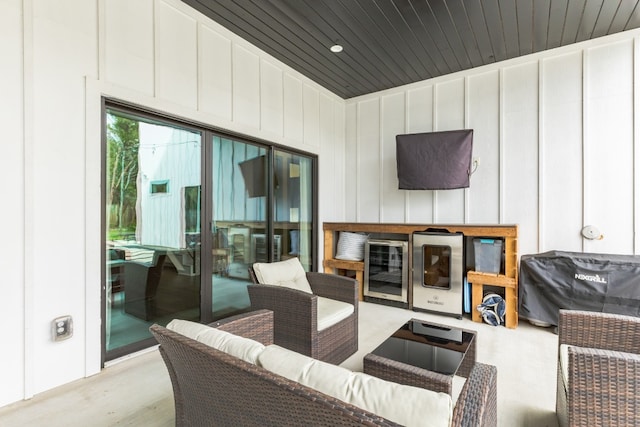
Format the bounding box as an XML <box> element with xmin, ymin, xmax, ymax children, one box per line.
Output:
<box><xmin>252</xmin><ymin>257</ymin><xmax>313</xmax><ymax>294</ymax></box>
<box><xmin>167</xmin><ymin>318</ymin><xmax>211</xmax><ymax>339</ymax></box>
<box><xmin>259</xmin><ymin>345</ymin><xmax>453</xmax><ymax>427</ymax></box>
<box><xmin>166</xmin><ymin>319</ymin><xmax>265</xmax><ymax>364</ymax></box>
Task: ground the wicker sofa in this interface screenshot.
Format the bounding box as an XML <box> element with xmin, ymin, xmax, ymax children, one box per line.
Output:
<box><xmin>150</xmin><ymin>310</ymin><xmax>498</xmax><ymax>426</ymax></box>
<box><xmin>556</xmin><ymin>309</ymin><xmax>640</xmax><ymax>427</ymax></box>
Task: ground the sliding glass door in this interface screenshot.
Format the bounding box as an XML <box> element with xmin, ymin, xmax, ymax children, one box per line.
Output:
<box><xmin>102</xmin><ymin>101</ymin><xmax>317</xmax><ymax>361</ymax></box>
<box><xmin>207</xmin><ymin>140</ymin><xmax>316</xmax><ymax>319</ymax></box>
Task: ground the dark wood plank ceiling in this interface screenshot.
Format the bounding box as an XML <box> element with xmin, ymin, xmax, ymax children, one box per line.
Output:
<box><xmin>182</xmin><ymin>0</ymin><xmax>640</xmax><ymax>99</ymax></box>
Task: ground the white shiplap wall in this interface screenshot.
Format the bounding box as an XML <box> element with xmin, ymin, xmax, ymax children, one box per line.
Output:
<box><xmin>0</xmin><ymin>0</ymin><xmax>27</xmax><ymax>409</ymax></box>
<box><xmin>1</xmin><ymin>0</ymin><xmax>344</xmax><ymax>407</ymax></box>
<box><xmin>345</xmin><ymin>30</ymin><xmax>640</xmax><ymax>258</ymax></box>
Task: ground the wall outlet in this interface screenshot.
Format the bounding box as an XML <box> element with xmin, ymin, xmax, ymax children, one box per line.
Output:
<box><xmin>52</xmin><ymin>315</ymin><xmax>73</xmax><ymax>341</ymax></box>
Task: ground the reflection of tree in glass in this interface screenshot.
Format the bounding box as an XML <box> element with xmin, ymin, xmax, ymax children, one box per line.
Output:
<box><xmin>107</xmin><ymin>113</ymin><xmax>139</xmax><ymax>238</ymax></box>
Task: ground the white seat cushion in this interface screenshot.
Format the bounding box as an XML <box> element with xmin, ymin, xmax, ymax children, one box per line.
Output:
<box><xmin>317</xmin><ymin>296</ymin><xmax>354</xmax><ymax>331</ymax></box>
<box><xmin>253</xmin><ymin>257</ymin><xmax>313</xmax><ymax>294</ymax></box>
<box><xmin>166</xmin><ymin>319</ymin><xmax>265</xmax><ymax>364</ymax></box>
<box><xmin>258</xmin><ymin>345</ymin><xmax>452</xmax><ymax>427</ymax></box>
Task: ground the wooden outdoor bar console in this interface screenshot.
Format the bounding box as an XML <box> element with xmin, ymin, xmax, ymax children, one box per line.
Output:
<box><xmin>323</xmin><ymin>223</ymin><xmax>519</xmax><ymax>328</ymax></box>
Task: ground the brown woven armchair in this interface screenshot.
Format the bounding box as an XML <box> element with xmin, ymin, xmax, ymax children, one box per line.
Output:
<box><xmin>248</xmin><ymin>265</ymin><xmax>358</xmax><ymax>365</ymax></box>
<box><xmin>556</xmin><ymin>309</ymin><xmax>640</xmax><ymax>427</ymax></box>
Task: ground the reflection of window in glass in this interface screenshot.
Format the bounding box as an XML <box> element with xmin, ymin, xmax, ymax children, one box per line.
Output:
<box><xmin>183</xmin><ymin>185</ymin><xmax>201</xmax><ymax>257</ymax></box>
<box><xmin>150</xmin><ymin>180</ymin><xmax>169</xmax><ymax>194</ymax></box>
<box><xmin>184</xmin><ymin>185</ymin><xmax>201</xmax><ymax>237</ymax></box>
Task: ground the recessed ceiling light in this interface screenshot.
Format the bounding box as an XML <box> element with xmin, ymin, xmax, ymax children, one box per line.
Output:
<box><xmin>330</xmin><ymin>44</ymin><xmax>343</xmax><ymax>53</ymax></box>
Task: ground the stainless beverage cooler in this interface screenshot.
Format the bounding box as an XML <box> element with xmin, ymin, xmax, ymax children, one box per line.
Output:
<box><xmin>364</xmin><ymin>239</ymin><xmax>409</xmax><ymax>303</ymax></box>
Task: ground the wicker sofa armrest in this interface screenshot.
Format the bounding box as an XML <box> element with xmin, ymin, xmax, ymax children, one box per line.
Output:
<box><xmin>247</xmin><ymin>285</ymin><xmax>316</xmax><ymax>327</ymax></box>
<box><xmin>558</xmin><ymin>309</ymin><xmax>640</xmax><ymax>353</ymax></box>
<box><xmin>248</xmin><ymin>284</ymin><xmax>318</xmax><ymax>354</ymax></box>
<box><xmin>306</xmin><ymin>272</ymin><xmax>359</xmax><ymax>305</ymax></box>
<box><xmin>452</xmin><ymin>362</ymin><xmax>498</xmax><ymax>427</ymax></box>
<box><xmin>208</xmin><ymin>309</ymin><xmax>274</xmax><ymax>345</ymax></box>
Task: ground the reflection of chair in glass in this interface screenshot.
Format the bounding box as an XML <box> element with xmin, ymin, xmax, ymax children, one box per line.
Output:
<box><xmin>107</xmin><ymin>248</ymin><xmax>126</xmax><ymax>307</ymax></box>
<box><xmin>212</xmin><ymin>228</ymin><xmax>231</xmax><ymax>276</ymax></box>
<box><xmin>124</xmin><ymin>252</ymin><xmax>167</xmax><ymax>321</ymax></box>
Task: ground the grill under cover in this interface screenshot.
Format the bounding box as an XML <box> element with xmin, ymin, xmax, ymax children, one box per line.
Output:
<box><xmin>519</xmin><ymin>250</ymin><xmax>640</xmax><ymax>326</ymax></box>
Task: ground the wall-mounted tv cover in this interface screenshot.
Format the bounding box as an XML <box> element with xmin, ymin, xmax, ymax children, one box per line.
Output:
<box><xmin>239</xmin><ymin>155</ymin><xmax>280</xmax><ymax>197</ymax></box>
<box><xmin>396</xmin><ymin>129</ymin><xmax>473</xmax><ymax>190</ymax></box>
<box><xmin>239</xmin><ymin>155</ymin><xmax>267</xmax><ymax>197</ymax></box>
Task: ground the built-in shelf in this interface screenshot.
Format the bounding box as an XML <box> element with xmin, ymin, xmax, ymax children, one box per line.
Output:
<box><xmin>323</xmin><ymin>222</ymin><xmax>519</xmax><ymax>328</ymax></box>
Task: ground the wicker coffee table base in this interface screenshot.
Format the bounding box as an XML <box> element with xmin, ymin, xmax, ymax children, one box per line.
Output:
<box><xmin>363</xmin><ymin>322</ymin><xmax>477</xmax><ymax>396</ymax></box>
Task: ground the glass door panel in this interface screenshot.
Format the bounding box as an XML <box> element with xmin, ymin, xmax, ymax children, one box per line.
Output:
<box><xmin>104</xmin><ymin>108</ymin><xmax>201</xmax><ymax>359</ymax></box>
<box><xmin>211</xmin><ymin>136</ymin><xmax>266</xmax><ymax>319</ymax></box>
<box><xmin>274</xmin><ymin>150</ymin><xmax>314</xmax><ymax>271</ymax></box>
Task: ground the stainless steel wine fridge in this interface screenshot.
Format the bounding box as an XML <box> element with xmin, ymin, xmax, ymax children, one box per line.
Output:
<box><xmin>364</xmin><ymin>239</ymin><xmax>409</xmax><ymax>305</ymax></box>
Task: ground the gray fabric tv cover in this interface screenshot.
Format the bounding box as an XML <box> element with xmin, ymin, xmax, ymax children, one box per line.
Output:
<box><xmin>396</xmin><ymin>129</ymin><xmax>473</xmax><ymax>190</ymax></box>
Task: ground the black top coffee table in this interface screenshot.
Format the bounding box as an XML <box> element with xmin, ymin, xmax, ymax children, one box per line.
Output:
<box><xmin>363</xmin><ymin>319</ymin><xmax>477</xmax><ymax>395</ymax></box>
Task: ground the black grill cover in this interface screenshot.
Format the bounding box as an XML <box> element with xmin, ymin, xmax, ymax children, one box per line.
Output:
<box><xmin>519</xmin><ymin>251</ymin><xmax>640</xmax><ymax>326</ymax></box>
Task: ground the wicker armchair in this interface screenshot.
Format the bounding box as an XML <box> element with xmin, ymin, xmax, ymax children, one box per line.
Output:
<box><xmin>556</xmin><ymin>309</ymin><xmax>640</xmax><ymax>427</ymax></box>
<box><xmin>248</xmin><ymin>264</ymin><xmax>358</xmax><ymax>365</ymax></box>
